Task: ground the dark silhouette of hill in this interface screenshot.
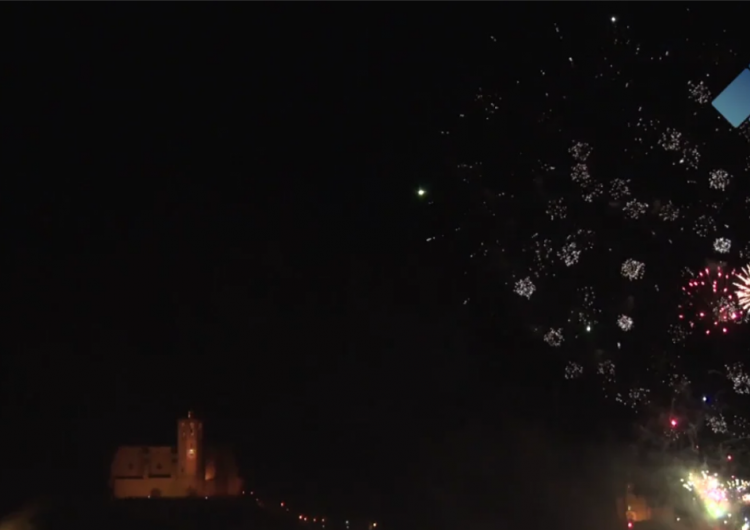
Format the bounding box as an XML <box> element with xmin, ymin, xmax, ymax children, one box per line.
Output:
<box><xmin>2</xmin><ymin>498</ymin><xmax>310</xmax><ymax>530</ymax></box>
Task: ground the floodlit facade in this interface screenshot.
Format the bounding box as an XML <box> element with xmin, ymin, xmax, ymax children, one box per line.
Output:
<box><xmin>617</xmin><ymin>483</ymin><xmax>675</xmax><ymax>526</ymax></box>
<box><xmin>110</xmin><ymin>411</ymin><xmax>243</xmax><ymax>498</ymax></box>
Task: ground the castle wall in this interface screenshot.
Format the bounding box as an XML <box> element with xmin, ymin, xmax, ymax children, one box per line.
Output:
<box><xmin>112</xmin><ymin>446</ymin><xmax>178</xmax><ymax>479</ymax></box>
<box><xmin>146</xmin><ymin>446</ymin><xmax>176</xmax><ymax>476</ymax></box>
<box><xmin>113</xmin><ymin>477</ymin><xmax>176</xmax><ymax>498</ymax></box>
<box><xmin>112</xmin><ymin>477</ymin><xmax>206</xmax><ymax>498</ymax></box>
<box><xmin>111</xmin><ymin>446</ymin><xmax>146</xmax><ymax>478</ymax></box>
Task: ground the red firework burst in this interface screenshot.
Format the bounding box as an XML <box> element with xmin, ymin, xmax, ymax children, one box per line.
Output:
<box><xmin>677</xmin><ymin>266</ymin><xmax>742</xmax><ymax>335</ymax></box>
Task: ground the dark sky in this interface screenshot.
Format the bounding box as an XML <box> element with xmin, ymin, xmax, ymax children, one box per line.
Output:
<box><xmin>6</xmin><ymin>7</ymin><xmax>744</xmax><ymax>530</ymax></box>
<box><xmin>1</xmin><ymin>11</ymin><xmax>500</xmax><ymax>522</ymax></box>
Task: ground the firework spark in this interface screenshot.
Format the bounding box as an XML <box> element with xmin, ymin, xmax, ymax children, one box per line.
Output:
<box><xmin>437</xmin><ymin>16</ymin><xmax>750</xmax><ymax>434</ymax></box>
<box><xmin>677</xmin><ymin>267</ymin><xmax>741</xmax><ymax>335</ymax></box>
<box><xmin>682</xmin><ymin>470</ymin><xmax>750</xmax><ymax>521</ymax></box>
<box><xmin>734</xmin><ymin>265</ymin><xmax>750</xmax><ymax>312</ymax></box>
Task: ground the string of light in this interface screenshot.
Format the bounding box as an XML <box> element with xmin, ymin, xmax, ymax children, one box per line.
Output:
<box><xmin>239</xmin><ymin>489</ymin><xmax>378</xmax><ymax>530</ymax></box>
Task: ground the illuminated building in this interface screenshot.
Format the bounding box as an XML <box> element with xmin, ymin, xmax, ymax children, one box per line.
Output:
<box><xmin>110</xmin><ymin>411</ymin><xmax>243</xmax><ymax>498</ymax></box>
<box><xmin>617</xmin><ymin>483</ymin><xmax>675</xmax><ymax>526</ymax></box>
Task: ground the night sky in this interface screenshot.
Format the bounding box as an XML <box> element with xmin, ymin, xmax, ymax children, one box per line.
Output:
<box><xmin>6</xmin><ymin>7</ymin><xmax>750</xmax><ymax>530</ymax></box>
<box><xmin>2</xmin><ymin>11</ymin><xmax>494</xmax><ymax>523</ymax></box>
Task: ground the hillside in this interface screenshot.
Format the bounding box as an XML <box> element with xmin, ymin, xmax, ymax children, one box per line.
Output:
<box><xmin>3</xmin><ymin>498</ymin><xmax>306</xmax><ymax>530</ymax></box>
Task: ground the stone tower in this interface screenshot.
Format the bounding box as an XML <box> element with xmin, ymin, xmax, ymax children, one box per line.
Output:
<box><xmin>177</xmin><ymin>411</ymin><xmax>204</xmax><ymax>482</ymax></box>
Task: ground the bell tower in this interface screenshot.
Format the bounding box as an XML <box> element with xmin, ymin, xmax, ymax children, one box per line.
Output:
<box><xmin>177</xmin><ymin>410</ymin><xmax>204</xmax><ymax>480</ymax></box>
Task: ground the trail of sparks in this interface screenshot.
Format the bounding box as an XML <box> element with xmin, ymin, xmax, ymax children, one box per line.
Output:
<box><xmin>682</xmin><ymin>470</ymin><xmax>750</xmax><ymax>522</ymax></box>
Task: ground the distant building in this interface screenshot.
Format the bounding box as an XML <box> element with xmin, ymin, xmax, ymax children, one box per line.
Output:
<box><xmin>617</xmin><ymin>483</ymin><xmax>675</xmax><ymax>526</ymax></box>
<box><xmin>110</xmin><ymin>411</ymin><xmax>244</xmax><ymax>498</ymax></box>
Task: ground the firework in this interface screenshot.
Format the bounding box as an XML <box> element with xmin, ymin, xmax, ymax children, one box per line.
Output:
<box><xmin>709</xmin><ymin>170</ymin><xmax>732</xmax><ymax>191</ymax></box>
<box><xmin>617</xmin><ymin>314</ymin><xmax>634</xmax><ymax>332</ymax></box>
<box><xmin>677</xmin><ymin>267</ymin><xmax>741</xmax><ymax>335</ymax></box>
<box><xmin>431</xmin><ymin>15</ymin><xmax>750</xmax><ymax>430</ymax></box>
<box><xmin>682</xmin><ymin>470</ymin><xmax>750</xmax><ymax>522</ymax></box>
<box><xmin>543</xmin><ymin>328</ymin><xmax>564</xmax><ymax>347</ymax></box>
<box><xmin>513</xmin><ymin>277</ymin><xmax>536</xmax><ymax>299</ymax></box>
<box><xmin>734</xmin><ymin>265</ymin><xmax>750</xmax><ymax>312</ymax></box>
<box><xmin>715</xmin><ymin>238</ymin><xmax>733</xmax><ymax>254</ymax></box>
<box><xmin>621</xmin><ymin>259</ymin><xmax>646</xmax><ymax>281</ymax></box>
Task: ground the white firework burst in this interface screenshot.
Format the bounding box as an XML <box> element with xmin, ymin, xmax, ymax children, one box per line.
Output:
<box><xmin>514</xmin><ymin>277</ymin><xmax>536</xmax><ymax>299</ymax></box>
<box><xmin>714</xmin><ymin>237</ymin><xmax>732</xmax><ymax>254</ymax></box>
<box><xmin>544</xmin><ymin>328</ymin><xmax>564</xmax><ymax>347</ymax></box>
<box><xmin>617</xmin><ymin>314</ymin><xmax>634</xmax><ymax>332</ymax></box>
<box><xmin>734</xmin><ymin>264</ymin><xmax>750</xmax><ymax>312</ymax></box>
<box><xmin>621</xmin><ymin>259</ymin><xmax>645</xmax><ymax>281</ymax></box>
